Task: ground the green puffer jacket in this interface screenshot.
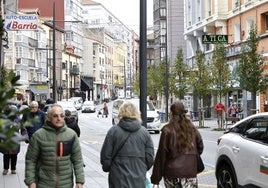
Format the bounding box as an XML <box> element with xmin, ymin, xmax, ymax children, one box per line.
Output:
<box><xmin>24</xmin><ymin>122</ymin><xmax>85</xmax><ymax>188</ymax></box>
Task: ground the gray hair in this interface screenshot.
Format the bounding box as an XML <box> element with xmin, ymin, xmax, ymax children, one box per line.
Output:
<box><xmin>118</xmin><ymin>101</ymin><xmax>142</xmax><ymax>122</ymax></box>
<box><xmin>30</xmin><ymin>101</ymin><xmax>39</xmax><ymax>107</ymax></box>
<box><xmin>47</xmin><ymin>104</ymin><xmax>64</xmax><ymax>116</ymax></box>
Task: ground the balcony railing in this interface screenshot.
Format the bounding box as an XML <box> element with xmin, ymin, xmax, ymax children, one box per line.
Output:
<box><xmin>70</xmin><ymin>66</ymin><xmax>80</xmax><ymax>75</ymax></box>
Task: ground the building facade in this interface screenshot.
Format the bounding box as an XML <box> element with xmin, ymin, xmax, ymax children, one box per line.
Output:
<box><xmin>184</xmin><ymin>0</ymin><xmax>268</xmax><ymax>116</ymax></box>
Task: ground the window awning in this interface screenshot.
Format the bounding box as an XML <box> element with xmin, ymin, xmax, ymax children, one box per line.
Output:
<box><xmin>81</xmin><ymin>77</ymin><xmax>93</xmax><ymax>90</ymax></box>
<box><xmin>29</xmin><ymin>84</ymin><xmax>49</xmax><ymax>95</ymax></box>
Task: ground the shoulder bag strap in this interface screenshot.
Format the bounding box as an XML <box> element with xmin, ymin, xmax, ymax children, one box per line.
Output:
<box><xmin>112</xmin><ymin>131</ymin><xmax>131</xmax><ymax>161</ymax></box>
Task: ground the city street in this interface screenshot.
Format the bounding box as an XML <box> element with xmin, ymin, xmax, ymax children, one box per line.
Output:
<box><xmin>78</xmin><ymin>102</ymin><xmax>219</xmax><ymax>188</ymax></box>
<box><xmin>0</xmin><ymin>102</ymin><xmax>220</xmax><ymax>188</ymax></box>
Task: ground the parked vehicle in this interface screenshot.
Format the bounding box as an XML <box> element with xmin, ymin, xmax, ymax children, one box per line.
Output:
<box><xmin>215</xmin><ymin>112</ymin><xmax>268</xmax><ymax>188</ymax></box>
<box><xmin>81</xmin><ymin>100</ymin><xmax>96</xmax><ymax>113</ymax></box>
<box><xmin>69</xmin><ymin>97</ymin><xmax>83</xmax><ymax>110</ymax></box>
<box><xmin>57</xmin><ymin>101</ymin><xmax>78</xmax><ymax>122</ymax></box>
<box><xmin>112</xmin><ymin>98</ymin><xmax>161</xmax><ymax>134</ymax></box>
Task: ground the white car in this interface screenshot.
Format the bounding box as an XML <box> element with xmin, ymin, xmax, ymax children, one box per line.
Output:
<box><xmin>215</xmin><ymin>112</ymin><xmax>268</xmax><ymax>188</ymax></box>
<box><xmin>69</xmin><ymin>97</ymin><xmax>83</xmax><ymax>110</ymax></box>
<box><xmin>57</xmin><ymin>101</ymin><xmax>78</xmax><ymax>121</ymax></box>
<box><xmin>81</xmin><ymin>100</ymin><xmax>96</xmax><ymax>113</ymax></box>
<box><xmin>112</xmin><ymin>98</ymin><xmax>161</xmax><ymax>133</ymax></box>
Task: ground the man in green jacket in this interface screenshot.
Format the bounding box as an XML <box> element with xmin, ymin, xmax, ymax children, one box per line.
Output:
<box><xmin>24</xmin><ymin>104</ymin><xmax>85</xmax><ymax>188</ymax></box>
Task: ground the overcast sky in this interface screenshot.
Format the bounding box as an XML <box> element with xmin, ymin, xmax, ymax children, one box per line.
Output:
<box><xmin>94</xmin><ymin>0</ymin><xmax>153</xmax><ymax>33</ymax></box>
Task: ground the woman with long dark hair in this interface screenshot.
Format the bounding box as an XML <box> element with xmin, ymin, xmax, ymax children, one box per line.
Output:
<box><xmin>151</xmin><ymin>101</ymin><xmax>204</xmax><ymax>188</ymax></box>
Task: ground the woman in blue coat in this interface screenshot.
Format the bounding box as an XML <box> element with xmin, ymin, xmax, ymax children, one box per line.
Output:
<box><xmin>101</xmin><ymin>101</ymin><xmax>154</xmax><ymax>188</ymax></box>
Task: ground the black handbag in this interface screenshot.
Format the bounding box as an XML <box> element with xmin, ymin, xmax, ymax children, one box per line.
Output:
<box><xmin>197</xmin><ymin>154</ymin><xmax>205</xmax><ymax>173</ymax></box>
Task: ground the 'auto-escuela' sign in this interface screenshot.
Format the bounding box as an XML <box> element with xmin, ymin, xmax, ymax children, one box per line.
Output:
<box><xmin>5</xmin><ymin>14</ymin><xmax>38</xmax><ymax>31</ymax></box>
<box><xmin>202</xmin><ymin>35</ymin><xmax>228</xmax><ymax>44</ymax></box>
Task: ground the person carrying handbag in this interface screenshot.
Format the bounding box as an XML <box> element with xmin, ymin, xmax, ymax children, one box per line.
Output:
<box><xmin>100</xmin><ymin>101</ymin><xmax>154</xmax><ymax>188</ymax></box>
<box><xmin>151</xmin><ymin>101</ymin><xmax>204</xmax><ymax>188</ymax></box>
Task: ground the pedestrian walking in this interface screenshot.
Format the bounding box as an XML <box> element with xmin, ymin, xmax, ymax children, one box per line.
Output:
<box><xmin>151</xmin><ymin>101</ymin><xmax>204</xmax><ymax>188</ymax></box>
<box><xmin>100</xmin><ymin>101</ymin><xmax>154</xmax><ymax>188</ymax></box>
<box><xmin>214</xmin><ymin>102</ymin><xmax>226</xmax><ymax>127</ymax></box>
<box><xmin>2</xmin><ymin>145</ymin><xmax>20</xmax><ymax>175</ymax></box>
<box><xmin>228</xmin><ymin>102</ymin><xmax>238</xmax><ymax>123</ymax></box>
<box><xmin>103</xmin><ymin>102</ymin><xmax>109</xmax><ymax>118</ymax></box>
<box><xmin>2</xmin><ymin>105</ymin><xmax>21</xmax><ymax>175</ymax></box>
<box><xmin>65</xmin><ymin>109</ymin><xmax>80</xmax><ymax>137</ymax></box>
<box><xmin>22</xmin><ymin>101</ymin><xmax>46</xmax><ymax>141</ymax></box>
<box><xmin>24</xmin><ymin>104</ymin><xmax>85</xmax><ymax>188</ymax></box>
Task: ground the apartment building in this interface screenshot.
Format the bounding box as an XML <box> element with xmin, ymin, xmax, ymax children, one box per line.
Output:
<box><xmin>81</xmin><ymin>0</ymin><xmax>136</xmax><ymax>100</ymax></box>
<box><xmin>153</xmin><ymin>0</ymin><xmax>186</xmax><ymax>65</ymax></box>
<box><xmin>184</xmin><ymin>0</ymin><xmax>268</xmax><ymax>116</ymax></box>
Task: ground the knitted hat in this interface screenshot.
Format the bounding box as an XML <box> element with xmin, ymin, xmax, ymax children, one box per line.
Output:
<box><xmin>65</xmin><ymin>109</ymin><xmax>71</xmax><ymax>117</ymax></box>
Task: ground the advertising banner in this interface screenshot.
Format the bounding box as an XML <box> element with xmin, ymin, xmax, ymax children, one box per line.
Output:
<box><xmin>4</xmin><ymin>14</ymin><xmax>38</xmax><ymax>31</ymax></box>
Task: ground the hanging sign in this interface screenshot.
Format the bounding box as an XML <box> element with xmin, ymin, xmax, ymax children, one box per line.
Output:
<box><xmin>5</xmin><ymin>14</ymin><xmax>38</xmax><ymax>31</ymax></box>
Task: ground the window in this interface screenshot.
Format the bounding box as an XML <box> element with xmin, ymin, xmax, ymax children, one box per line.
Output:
<box><xmin>234</xmin><ymin>23</ymin><xmax>241</xmax><ymax>42</ymax></box>
<box><xmin>266</xmin><ymin>14</ymin><xmax>268</xmax><ymax>31</ymax></box>
<box><xmin>246</xmin><ymin>19</ymin><xmax>254</xmax><ymax>38</ymax></box>
<box><xmin>66</xmin><ymin>31</ymin><xmax>73</xmax><ymax>41</ymax></box>
<box><xmin>160</xmin><ymin>8</ymin><xmax>166</xmax><ymax>17</ymax></box>
<box><xmin>243</xmin><ymin>119</ymin><xmax>268</xmax><ymax>144</ymax></box>
<box><xmin>160</xmin><ymin>47</ymin><xmax>166</xmax><ymax>58</ymax></box>
<box><xmin>62</xmin><ymin>62</ymin><xmax>66</xmax><ymax>69</ymax></box>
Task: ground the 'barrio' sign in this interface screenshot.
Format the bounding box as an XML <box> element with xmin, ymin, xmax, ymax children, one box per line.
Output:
<box><xmin>5</xmin><ymin>14</ymin><xmax>38</xmax><ymax>31</ymax></box>
<box><xmin>202</xmin><ymin>35</ymin><xmax>228</xmax><ymax>44</ymax></box>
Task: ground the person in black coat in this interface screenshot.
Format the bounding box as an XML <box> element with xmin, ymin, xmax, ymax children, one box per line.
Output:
<box><xmin>64</xmin><ymin>109</ymin><xmax>80</xmax><ymax>137</ymax></box>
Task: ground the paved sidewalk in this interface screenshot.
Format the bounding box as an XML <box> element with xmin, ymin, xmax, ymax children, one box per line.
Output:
<box><xmin>0</xmin><ymin>119</ymin><xmax>221</xmax><ymax>188</ymax></box>
<box><xmin>0</xmin><ymin>142</ymin><xmax>108</xmax><ymax>188</ymax></box>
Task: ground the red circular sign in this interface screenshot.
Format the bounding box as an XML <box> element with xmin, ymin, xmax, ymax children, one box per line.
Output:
<box><xmin>103</xmin><ymin>84</ymin><xmax>108</xmax><ymax>89</ymax></box>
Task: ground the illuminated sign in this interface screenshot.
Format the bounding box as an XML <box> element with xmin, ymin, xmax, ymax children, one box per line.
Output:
<box><xmin>5</xmin><ymin>14</ymin><xmax>38</xmax><ymax>31</ymax></box>
<box><xmin>202</xmin><ymin>35</ymin><xmax>228</xmax><ymax>44</ymax></box>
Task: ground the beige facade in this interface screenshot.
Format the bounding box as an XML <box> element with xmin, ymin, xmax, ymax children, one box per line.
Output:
<box><xmin>185</xmin><ymin>0</ymin><xmax>268</xmax><ymax>114</ymax></box>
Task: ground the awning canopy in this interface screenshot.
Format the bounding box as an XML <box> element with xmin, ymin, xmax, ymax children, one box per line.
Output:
<box><xmin>29</xmin><ymin>84</ymin><xmax>49</xmax><ymax>95</ymax></box>
<box><xmin>81</xmin><ymin>77</ymin><xmax>93</xmax><ymax>90</ymax></box>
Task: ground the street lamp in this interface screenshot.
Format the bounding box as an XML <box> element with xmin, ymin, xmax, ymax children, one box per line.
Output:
<box><xmin>140</xmin><ymin>0</ymin><xmax>147</xmax><ymax>128</ymax></box>
<box><xmin>48</xmin><ymin>2</ymin><xmax>81</xmax><ymax>102</ymax></box>
<box><xmin>165</xmin><ymin>29</ymin><xmax>169</xmax><ymax>122</ymax></box>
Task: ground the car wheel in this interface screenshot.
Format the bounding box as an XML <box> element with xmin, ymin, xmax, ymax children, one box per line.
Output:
<box><xmin>216</xmin><ymin>164</ymin><xmax>237</xmax><ymax>188</ymax></box>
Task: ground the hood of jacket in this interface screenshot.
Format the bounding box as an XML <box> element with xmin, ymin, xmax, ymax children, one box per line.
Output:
<box><xmin>117</xmin><ymin>118</ymin><xmax>141</xmax><ymax>132</ymax></box>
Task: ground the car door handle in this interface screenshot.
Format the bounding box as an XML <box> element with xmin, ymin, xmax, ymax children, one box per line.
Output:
<box><xmin>232</xmin><ymin>146</ymin><xmax>240</xmax><ymax>153</ymax></box>
<box><xmin>260</xmin><ymin>156</ymin><xmax>268</xmax><ymax>164</ymax></box>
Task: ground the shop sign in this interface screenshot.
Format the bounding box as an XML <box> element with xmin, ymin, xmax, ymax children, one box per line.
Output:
<box><xmin>202</xmin><ymin>35</ymin><xmax>228</xmax><ymax>44</ymax></box>
<box><xmin>5</xmin><ymin>14</ymin><xmax>38</xmax><ymax>31</ymax></box>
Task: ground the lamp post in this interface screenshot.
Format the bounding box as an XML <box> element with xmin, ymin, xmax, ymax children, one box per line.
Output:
<box><xmin>140</xmin><ymin>0</ymin><xmax>147</xmax><ymax>128</ymax></box>
<box><xmin>52</xmin><ymin>2</ymin><xmax>56</xmax><ymax>101</ymax></box>
<box><xmin>50</xmin><ymin>2</ymin><xmax>81</xmax><ymax>102</ymax></box>
<box><xmin>165</xmin><ymin>29</ymin><xmax>169</xmax><ymax>122</ymax></box>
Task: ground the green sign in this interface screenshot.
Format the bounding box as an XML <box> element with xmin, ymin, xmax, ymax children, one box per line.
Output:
<box><xmin>202</xmin><ymin>35</ymin><xmax>228</xmax><ymax>44</ymax></box>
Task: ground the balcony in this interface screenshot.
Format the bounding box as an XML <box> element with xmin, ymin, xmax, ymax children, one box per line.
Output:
<box><xmin>70</xmin><ymin>66</ymin><xmax>80</xmax><ymax>75</ymax></box>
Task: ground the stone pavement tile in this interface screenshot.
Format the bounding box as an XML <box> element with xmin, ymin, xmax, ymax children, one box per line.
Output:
<box><xmin>198</xmin><ymin>169</ymin><xmax>217</xmax><ymax>188</ymax></box>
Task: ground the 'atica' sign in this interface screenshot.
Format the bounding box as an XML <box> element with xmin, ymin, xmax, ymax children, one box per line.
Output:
<box><xmin>202</xmin><ymin>35</ymin><xmax>228</xmax><ymax>44</ymax></box>
<box><xmin>5</xmin><ymin>14</ymin><xmax>38</xmax><ymax>31</ymax></box>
